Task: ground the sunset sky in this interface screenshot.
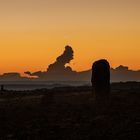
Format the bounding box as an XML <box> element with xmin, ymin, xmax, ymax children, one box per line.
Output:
<box><xmin>0</xmin><ymin>0</ymin><xmax>140</xmax><ymax>74</ymax></box>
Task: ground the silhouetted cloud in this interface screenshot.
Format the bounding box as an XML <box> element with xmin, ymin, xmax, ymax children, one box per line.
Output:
<box><xmin>25</xmin><ymin>45</ymin><xmax>140</xmax><ymax>82</ymax></box>
<box><xmin>0</xmin><ymin>73</ymin><xmax>28</xmax><ymax>81</ymax></box>
<box><xmin>25</xmin><ymin>45</ymin><xmax>77</xmax><ymax>80</ymax></box>
<box><xmin>24</xmin><ymin>71</ymin><xmax>31</xmax><ymax>75</ymax></box>
<box><xmin>47</xmin><ymin>45</ymin><xmax>74</xmax><ymax>74</ymax></box>
<box><xmin>0</xmin><ymin>46</ymin><xmax>140</xmax><ymax>82</ymax></box>
<box><xmin>25</xmin><ymin>65</ymin><xmax>140</xmax><ymax>82</ymax></box>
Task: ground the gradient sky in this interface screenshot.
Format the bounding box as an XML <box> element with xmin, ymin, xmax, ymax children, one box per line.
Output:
<box><xmin>0</xmin><ymin>0</ymin><xmax>140</xmax><ymax>74</ymax></box>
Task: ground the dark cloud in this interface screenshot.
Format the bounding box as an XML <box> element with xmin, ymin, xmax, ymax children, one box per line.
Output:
<box><xmin>25</xmin><ymin>64</ymin><xmax>140</xmax><ymax>82</ymax></box>
<box><xmin>25</xmin><ymin>45</ymin><xmax>77</xmax><ymax>80</ymax></box>
<box><xmin>0</xmin><ymin>73</ymin><xmax>28</xmax><ymax>81</ymax></box>
<box><xmin>24</xmin><ymin>71</ymin><xmax>32</xmax><ymax>75</ymax></box>
<box><xmin>24</xmin><ymin>45</ymin><xmax>140</xmax><ymax>82</ymax></box>
<box><xmin>24</xmin><ymin>71</ymin><xmax>43</xmax><ymax>77</ymax></box>
<box><xmin>1</xmin><ymin>46</ymin><xmax>140</xmax><ymax>82</ymax></box>
<box><xmin>47</xmin><ymin>45</ymin><xmax>74</xmax><ymax>74</ymax></box>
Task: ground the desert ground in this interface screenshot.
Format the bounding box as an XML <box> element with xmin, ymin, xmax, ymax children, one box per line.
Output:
<box><xmin>0</xmin><ymin>82</ymin><xmax>140</xmax><ymax>140</ymax></box>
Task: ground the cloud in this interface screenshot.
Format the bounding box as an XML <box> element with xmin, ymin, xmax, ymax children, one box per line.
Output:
<box><xmin>1</xmin><ymin>46</ymin><xmax>140</xmax><ymax>82</ymax></box>
<box><xmin>0</xmin><ymin>72</ymin><xmax>28</xmax><ymax>81</ymax></box>
<box><xmin>24</xmin><ymin>45</ymin><xmax>140</xmax><ymax>82</ymax></box>
<box><xmin>25</xmin><ymin>65</ymin><xmax>140</xmax><ymax>82</ymax></box>
<box><xmin>47</xmin><ymin>45</ymin><xmax>74</xmax><ymax>74</ymax></box>
<box><xmin>25</xmin><ymin>45</ymin><xmax>77</xmax><ymax>80</ymax></box>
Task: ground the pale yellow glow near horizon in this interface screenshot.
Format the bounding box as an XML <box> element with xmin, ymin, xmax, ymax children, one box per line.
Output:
<box><xmin>0</xmin><ymin>0</ymin><xmax>140</xmax><ymax>74</ymax></box>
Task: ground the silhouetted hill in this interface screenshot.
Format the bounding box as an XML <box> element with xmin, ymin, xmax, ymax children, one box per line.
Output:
<box><xmin>111</xmin><ymin>65</ymin><xmax>140</xmax><ymax>82</ymax></box>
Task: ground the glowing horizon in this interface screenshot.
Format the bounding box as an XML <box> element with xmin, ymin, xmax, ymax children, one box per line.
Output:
<box><xmin>0</xmin><ymin>0</ymin><xmax>140</xmax><ymax>74</ymax></box>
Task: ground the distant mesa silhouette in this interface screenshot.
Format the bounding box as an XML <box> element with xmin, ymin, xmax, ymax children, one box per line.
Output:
<box><xmin>111</xmin><ymin>65</ymin><xmax>140</xmax><ymax>82</ymax></box>
<box><xmin>91</xmin><ymin>59</ymin><xmax>110</xmax><ymax>101</ymax></box>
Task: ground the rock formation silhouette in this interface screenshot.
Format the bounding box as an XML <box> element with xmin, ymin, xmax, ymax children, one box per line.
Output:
<box><xmin>91</xmin><ymin>59</ymin><xmax>110</xmax><ymax>102</ymax></box>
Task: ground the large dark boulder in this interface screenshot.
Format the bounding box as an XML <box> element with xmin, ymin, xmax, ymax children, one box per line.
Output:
<box><xmin>91</xmin><ymin>59</ymin><xmax>110</xmax><ymax>102</ymax></box>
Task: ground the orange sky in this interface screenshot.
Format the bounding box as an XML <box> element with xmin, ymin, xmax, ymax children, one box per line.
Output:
<box><xmin>0</xmin><ymin>0</ymin><xmax>140</xmax><ymax>74</ymax></box>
